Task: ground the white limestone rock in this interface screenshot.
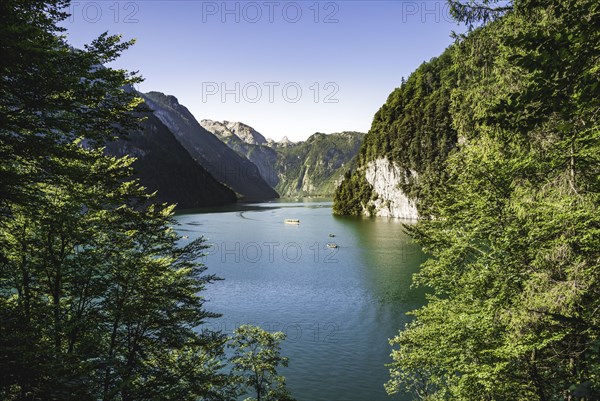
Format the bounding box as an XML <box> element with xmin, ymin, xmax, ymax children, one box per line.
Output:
<box><xmin>364</xmin><ymin>158</ymin><xmax>419</xmax><ymax>219</ymax></box>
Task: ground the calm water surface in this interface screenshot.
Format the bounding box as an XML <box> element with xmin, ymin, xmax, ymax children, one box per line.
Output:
<box><xmin>175</xmin><ymin>200</ymin><xmax>426</xmax><ymax>401</ymax></box>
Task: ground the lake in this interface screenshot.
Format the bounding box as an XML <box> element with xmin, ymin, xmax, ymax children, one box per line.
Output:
<box><xmin>175</xmin><ymin>200</ymin><xmax>426</xmax><ymax>401</ymax></box>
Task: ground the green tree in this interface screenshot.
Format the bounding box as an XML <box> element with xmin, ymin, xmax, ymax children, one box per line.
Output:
<box><xmin>0</xmin><ymin>1</ymin><xmax>234</xmax><ymax>400</ymax></box>
<box><xmin>333</xmin><ymin>50</ymin><xmax>458</xmax><ymax>216</ymax></box>
<box><xmin>228</xmin><ymin>325</ymin><xmax>295</xmax><ymax>401</ymax></box>
<box><xmin>0</xmin><ymin>0</ymin><xmax>142</xmax><ymax>210</ymax></box>
<box><xmin>447</xmin><ymin>0</ymin><xmax>513</xmax><ymax>29</ymax></box>
<box><xmin>387</xmin><ymin>0</ymin><xmax>600</xmax><ymax>400</ymax></box>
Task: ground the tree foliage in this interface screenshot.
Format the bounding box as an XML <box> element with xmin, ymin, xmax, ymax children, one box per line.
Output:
<box><xmin>228</xmin><ymin>325</ymin><xmax>295</xmax><ymax>401</ymax></box>
<box><xmin>387</xmin><ymin>0</ymin><xmax>600</xmax><ymax>400</ymax></box>
<box><xmin>333</xmin><ymin>168</ymin><xmax>375</xmax><ymax>215</ymax></box>
<box><xmin>333</xmin><ymin>50</ymin><xmax>458</xmax><ymax>216</ymax></box>
<box><xmin>0</xmin><ymin>1</ymin><xmax>236</xmax><ymax>400</ymax></box>
<box><xmin>0</xmin><ymin>0</ymin><xmax>142</xmax><ymax>210</ymax></box>
<box><xmin>447</xmin><ymin>0</ymin><xmax>513</xmax><ymax>29</ymax></box>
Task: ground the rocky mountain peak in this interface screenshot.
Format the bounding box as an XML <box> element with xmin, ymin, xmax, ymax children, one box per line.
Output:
<box><xmin>199</xmin><ymin>119</ymin><xmax>236</xmax><ymax>138</ymax></box>
<box><xmin>199</xmin><ymin>119</ymin><xmax>268</xmax><ymax>146</ymax></box>
<box><xmin>224</xmin><ymin>121</ymin><xmax>267</xmax><ymax>145</ymax></box>
<box><xmin>278</xmin><ymin>136</ymin><xmax>294</xmax><ymax>146</ymax></box>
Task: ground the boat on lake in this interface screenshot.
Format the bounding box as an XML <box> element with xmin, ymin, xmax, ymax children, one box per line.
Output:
<box><xmin>284</xmin><ymin>219</ymin><xmax>300</xmax><ymax>224</ymax></box>
<box><xmin>326</xmin><ymin>243</ymin><xmax>338</xmax><ymax>248</ymax></box>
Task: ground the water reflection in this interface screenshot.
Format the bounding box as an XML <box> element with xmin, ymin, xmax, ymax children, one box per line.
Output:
<box><xmin>175</xmin><ymin>201</ymin><xmax>425</xmax><ymax>401</ymax></box>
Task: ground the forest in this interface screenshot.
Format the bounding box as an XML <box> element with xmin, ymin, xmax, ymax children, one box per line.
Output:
<box><xmin>2</xmin><ymin>0</ymin><xmax>600</xmax><ymax>400</ymax></box>
<box><xmin>337</xmin><ymin>0</ymin><xmax>600</xmax><ymax>399</ymax></box>
<box><xmin>0</xmin><ymin>1</ymin><xmax>293</xmax><ymax>400</ymax></box>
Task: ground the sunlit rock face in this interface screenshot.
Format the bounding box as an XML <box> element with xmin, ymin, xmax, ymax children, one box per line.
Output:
<box><xmin>364</xmin><ymin>158</ymin><xmax>418</xmax><ymax>219</ymax></box>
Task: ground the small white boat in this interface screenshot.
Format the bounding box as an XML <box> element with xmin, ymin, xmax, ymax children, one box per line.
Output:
<box><xmin>326</xmin><ymin>243</ymin><xmax>338</xmax><ymax>248</ymax></box>
<box><xmin>284</xmin><ymin>219</ymin><xmax>300</xmax><ymax>224</ymax></box>
<box><xmin>328</xmin><ymin>233</ymin><xmax>335</xmax><ymax>237</ymax></box>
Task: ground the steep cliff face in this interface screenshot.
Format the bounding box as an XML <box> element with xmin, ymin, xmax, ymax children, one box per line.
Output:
<box><xmin>142</xmin><ymin>92</ymin><xmax>279</xmax><ymax>201</ymax></box>
<box><xmin>363</xmin><ymin>159</ymin><xmax>418</xmax><ymax>219</ymax></box>
<box><xmin>334</xmin><ymin>49</ymin><xmax>457</xmax><ymax>217</ymax></box>
<box><xmin>105</xmin><ymin>113</ymin><xmax>237</xmax><ymax>208</ymax></box>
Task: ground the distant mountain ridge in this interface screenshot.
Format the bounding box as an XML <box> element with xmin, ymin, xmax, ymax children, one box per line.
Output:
<box><xmin>201</xmin><ymin>119</ymin><xmax>364</xmax><ymax>197</ymax></box>
<box><xmin>105</xmin><ymin>93</ymin><xmax>360</xmax><ymax>207</ymax></box>
<box><xmin>200</xmin><ymin>120</ymin><xmax>270</xmax><ymax>146</ymax></box>
<box><xmin>273</xmin><ymin>131</ymin><xmax>364</xmax><ymax>196</ymax></box>
<box><xmin>142</xmin><ymin>92</ymin><xmax>279</xmax><ymax>201</ymax></box>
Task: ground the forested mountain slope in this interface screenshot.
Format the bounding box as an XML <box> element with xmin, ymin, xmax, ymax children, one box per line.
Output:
<box><xmin>333</xmin><ymin>51</ymin><xmax>457</xmax><ymax>218</ymax></box>
<box><xmin>367</xmin><ymin>1</ymin><xmax>600</xmax><ymax>400</ymax></box>
<box><xmin>274</xmin><ymin>131</ymin><xmax>364</xmax><ymax>197</ymax></box>
<box><xmin>202</xmin><ymin>119</ymin><xmax>364</xmax><ymax>197</ymax></box>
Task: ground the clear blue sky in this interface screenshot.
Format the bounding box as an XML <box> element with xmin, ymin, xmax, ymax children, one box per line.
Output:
<box><xmin>62</xmin><ymin>1</ymin><xmax>464</xmax><ymax>141</ymax></box>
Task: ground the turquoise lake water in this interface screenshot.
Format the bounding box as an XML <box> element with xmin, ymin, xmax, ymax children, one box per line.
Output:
<box><xmin>175</xmin><ymin>200</ymin><xmax>426</xmax><ymax>401</ymax></box>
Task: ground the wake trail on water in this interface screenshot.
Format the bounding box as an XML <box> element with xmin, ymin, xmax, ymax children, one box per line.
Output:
<box><xmin>237</xmin><ymin>211</ymin><xmax>258</xmax><ymax>221</ymax></box>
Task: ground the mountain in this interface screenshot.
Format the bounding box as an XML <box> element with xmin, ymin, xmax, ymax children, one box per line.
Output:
<box><xmin>333</xmin><ymin>50</ymin><xmax>457</xmax><ymax>218</ymax></box>
<box><xmin>273</xmin><ymin>132</ymin><xmax>364</xmax><ymax>196</ymax></box>
<box><xmin>142</xmin><ymin>92</ymin><xmax>279</xmax><ymax>201</ymax></box>
<box><xmin>105</xmin><ymin>113</ymin><xmax>237</xmax><ymax>208</ymax></box>
<box><xmin>201</xmin><ymin>120</ymin><xmax>364</xmax><ymax>197</ymax></box>
<box><xmin>273</xmin><ymin>136</ymin><xmax>294</xmax><ymax>147</ymax></box>
<box><xmin>199</xmin><ymin>120</ymin><xmax>279</xmax><ymax>187</ymax></box>
<box><xmin>200</xmin><ymin>120</ymin><xmax>266</xmax><ymax>145</ymax></box>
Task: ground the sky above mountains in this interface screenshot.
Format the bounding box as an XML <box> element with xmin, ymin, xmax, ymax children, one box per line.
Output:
<box><xmin>62</xmin><ymin>1</ymin><xmax>465</xmax><ymax>141</ymax></box>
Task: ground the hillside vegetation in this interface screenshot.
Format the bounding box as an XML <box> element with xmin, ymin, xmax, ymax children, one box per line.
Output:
<box><xmin>275</xmin><ymin>132</ymin><xmax>364</xmax><ymax>197</ymax></box>
<box><xmin>352</xmin><ymin>1</ymin><xmax>600</xmax><ymax>400</ymax></box>
<box><xmin>334</xmin><ymin>50</ymin><xmax>457</xmax><ymax>215</ymax></box>
<box><xmin>201</xmin><ymin>119</ymin><xmax>364</xmax><ymax>197</ymax></box>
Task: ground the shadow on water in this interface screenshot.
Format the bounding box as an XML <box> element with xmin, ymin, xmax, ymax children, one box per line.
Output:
<box><xmin>333</xmin><ymin>214</ymin><xmax>428</xmax><ymax>306</ymax></box>
<box><xmin>175</xmin><ymin>198</ymin><xmax>333</xmax><ymax>216</ymax></box>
